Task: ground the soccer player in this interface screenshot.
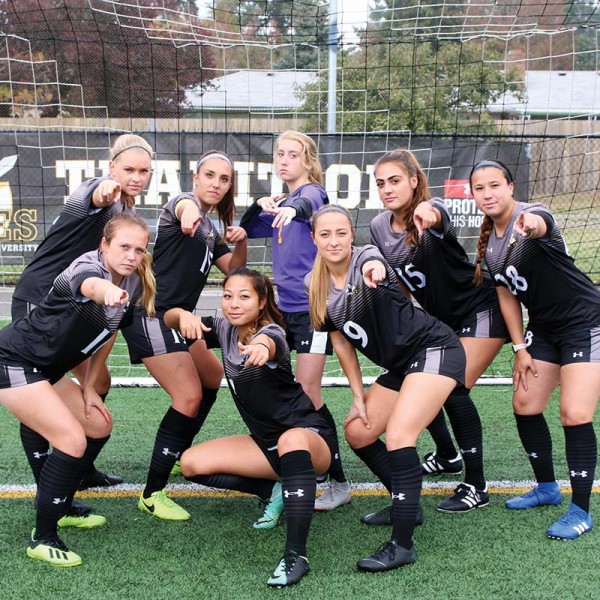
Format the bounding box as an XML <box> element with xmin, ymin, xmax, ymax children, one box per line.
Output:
<box><xmin>471</xmin><ymin>159</ymin><xmax>600</xmax><ymax>540</ymax></box>
<box><xmin>11</xmin><ymin>134</ymin><xmax>153</xmax><ymax>518</ymax></box>
<box><xmin>123</xmin><ymin>150</ymin><xmax>247</xmax><ymax>521</ymax></box>
<box><xmin>362</xmin><ymin>149</ymin><xmax>507</xmax><ymax>521</ymax></box>
<box><xmin>306</xmin><ymin>205</ymin><xmax>466</xmax><ymax>571</ymax></box>
<box><xmin>240</xmin><ymin>130</ymin><xmax>350</xmax><ymax>512</ymax></box>
<box><xmin>0</xmin><ymin>213</ymin><xmax>155</xmax><ymax>566</ymax></box>
<box><xmin>167</xmin><ymin>268</ymin><xmax>335</xmax><ymax>588</ymax></box>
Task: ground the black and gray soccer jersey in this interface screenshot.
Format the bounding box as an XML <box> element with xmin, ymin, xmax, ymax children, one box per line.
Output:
<box><xmin>202</xmin><ymin>318</ymin><xmax>331</xmax><ymax>446</ymax></box>
<box><xmin>0</xmin><ymin>250</ymin><xmax>140</xmax><ymax>381</ymax></box>
<box><xmin>305</xmin><ymin>245</ymin><xmax>458</xmax><ymax>373</ymax></box>
<box><xmin>152</xmin><ymin>193</ymin><xmax>230</xmax><ymax>313</ymax></box>
<box><xmin>370</xmin><ymin>198</ymin><xmax>500</xmax><ymax>331</ymax></box>
<box><xmin>13</xmin><ymin>177</ymin><xmax>134</xmax><ymax>305</ymax></box>
<box><xmin>485</xmin><ymin>202</ymin><xmax>600</xmax><ymax>335</ymax></box>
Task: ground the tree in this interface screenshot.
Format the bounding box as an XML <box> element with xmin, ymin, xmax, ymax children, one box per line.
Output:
<box><xmin>237</xmin><ymin>0</ymin><xmax>329</xmax><ymax>69</ymax></box>
<box><xmin>0</xmin><ymin>0</ymin><xmax>217</xmax><ymax>117</ymax></box>
<box><xmin>299</xmin><ymin>0</ymin><xmax>523</xmax><ymax>134</ymax></box>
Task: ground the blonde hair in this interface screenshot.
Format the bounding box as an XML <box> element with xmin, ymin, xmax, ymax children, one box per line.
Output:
<box><xmin>102</xmin><ymin>213</ymin><xmax>156</xmax><ymax>317</ymax></box>
<box><xmin>308</xmin><ymin>205</ymin><xmax>355</xmax><ymax>329</ymax></box>
<box><xmin>276</xmin><ymin>130</ymin><xmax>324</xmax><ymax>186</ymax></box>
<box><xmin>374</xmin><ymin>149</ymin><xmax>430</xmax><ymax>247</ymax></box>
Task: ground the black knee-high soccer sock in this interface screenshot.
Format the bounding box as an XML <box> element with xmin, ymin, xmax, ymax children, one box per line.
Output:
<box><xmin>389</xmin><ymin>447</ymin><xmax>421</xmax><ymax>550</ymax></box>
<box><xmin>20</xmin><ymin>423</ymin><xmax>51</xmax><ymax>484</ymax></box>
<box><xmin>426</xmin><ymin>409</ymin><xmax>458</xmax><ymax>459</ymax></box>
<box><xmin>444</xmin><ymin>386</ymin><xmax>485</xmax><ymax>489</ymax></box>
<box><xmin>35</xmin><ymin>449</ymin><xmax>84</xmax><ymax>539</ymax></box>
<box><xmin>352</xmin><ymin>439</ymin><xmax>391</xmax><ymax>492</ymax></box>
<box><xmin>317</xmin><ymin>404</ymin><xmax>347</xmax><ymax>483</ymax></box>
<box><xmin>564</xmin><ymin>423</ymin><xmax>596</xmax><ymax>513</ymax></box>
<box><xmin>144</xmin><ymin>407</ymin><xmax>196</xmax><ymax>496</ymax></box>
<box><xmin>186</xmin><ymin>473</ymin><xmax>275</xmax><ymax>500</ymax></box>
<box><xmin>63</xmin><ymin>435</ymin><xmax>111</xmax><ymax>513</ymax></box>
<box><xmin>185</xmin><ymin>387</ymin><xmax>218</xmax><ymax>449</ymax></box>
<box><xmin>281</xmin><ymin>450</ymin><xmax>316</xmax><ymax>557</ymax></box>
<box><xmin>514</xmin><ymin>413</ymin><xmax>556</xmax><ymax>483</ymax></box>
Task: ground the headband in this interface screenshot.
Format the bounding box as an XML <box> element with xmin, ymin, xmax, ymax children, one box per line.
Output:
<box><xmin>111</xmin><ymin>145</ymin><xmax>152</xmax><ymax>161</ymax></box>
<box><xmin>196</xmin><ymin>153</ymin><xmax>233</xmax><ymax>172</ymax></box>
<box><xmin>472</xmin><ymin>160</ymin><xmax>514</xmax><ymax>183</ymax></box>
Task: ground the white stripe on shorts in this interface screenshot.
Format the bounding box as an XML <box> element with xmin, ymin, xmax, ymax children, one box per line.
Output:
<box><xmin>7</xmin><ymin>365</ymin><xmax>28</xmax><ymax>387</ymax></box>
<box><xmin>423</xmin><ymin>347</ymin><xmax>443</xmax><ymax>374</ymax></box>
<box><xmin>475</xmin><ymin>309</ymin><xmax>491</xmax><ymax>338</ymax></box>
<box><xmin>309</xmin><ymin>331</ymin><xmax>328</xmax><ymax>354</ymax></box>
<box><xmin>591</xmin><ymin>326</ymin><xmax>600</xmax><ymax>362</ymax></box>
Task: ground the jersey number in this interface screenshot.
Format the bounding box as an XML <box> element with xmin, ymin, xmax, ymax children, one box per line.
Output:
<box><xmin>495</xmin><ymin>265</ymin><xmax>528</xmax><ymax>295</ymax></box>
<box><xmin>342</xmin><ymin>321</ymin><xmax>369</xmax><ymax>348</ymax></box>
<box><xmin>199</xmin><ymin>249</ymin><xmax>214</xmax><ymax>276</ymax></box>
<box><xmin>394</xmin><ymin>263</ymin><xmax>426</xmax><ymax>292</ymax></box>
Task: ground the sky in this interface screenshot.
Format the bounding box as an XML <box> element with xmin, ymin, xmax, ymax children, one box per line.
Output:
<box><xmin>195</xmin><ymin>0</ymin><xmax>372</xmax><ymax>43</ymax></box>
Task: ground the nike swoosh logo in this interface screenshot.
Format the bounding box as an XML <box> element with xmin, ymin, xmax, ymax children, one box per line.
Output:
<box><xmin>142</xmin><ymin>497</ymin><xmax>154</xmax><ymax>513</ymax></box>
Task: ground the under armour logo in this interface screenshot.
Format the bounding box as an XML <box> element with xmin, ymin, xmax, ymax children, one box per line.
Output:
<box><xmin>33</xmin><ymin>450</ymin><xmax>51</xmax><ymax>459</ymax></box>
<box><xmin>391</xmin><ymin>493</ymin><xmax>405</xmax><ymax>501</ymax></box>
<box><xmin>52</xmin><ymin>496</ymin><xmax>68</xmax><ymax>505</ymax></box>
<box><xmin>162</xmin><ymin>448</ymin><xmax>180</xmax><ymax>458</ymax></box>
<box><xmin>208</xmin><ymin>230</ymin><xmax>215</xmax><ymax>239</ymax></box>
<box><xmin>461</xmin><ymin>447</ymin><xmax>478</xmax><ymax>454</ymax></box>
<box><xmin>384</xmin><ymin>241</ymin><xmax>391</xmax><ymax>247</ymax></box>
<box><xmin>410</xmin><ymin>362</ymin><xmax>419</xmax><ymax>368</ymax></box>
<box><xmin>527</xmin><ymin>452</ymin><xmax>538</xmax><ymax>459</ymax></box>
<box><xmin>300</xmin><ymin>340</ymin><xmax>310</xmax><ymax>345</ymax></box>
<box><xmin>461</xmin><ymin>327</ymin><xmax>471</xmax><ymax>333</ymax></box>
<box><xmin>334</xmin><ymin>453</ymin><xmax>339</xmax><ymax>460</ymax></box>
<box><xmin>570</xmin><ymin>470</ymin><xmax>588</xmax><ymax>478</ymax></box>
<box><xmin>284</xmin><ymin>489</ymin><xmax>305</xmax><ymax>498</ymax></box>
<box><xmin>573</xmin><ymin>352</ymin><xmax>583</xmax><ymax>358</ymax></box>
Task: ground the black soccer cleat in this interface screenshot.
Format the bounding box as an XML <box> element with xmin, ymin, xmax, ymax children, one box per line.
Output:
<box><xmin>267</xmin><ymin>552</ymin><xmax>310</xmax><ymax>587</ymax></box>
<box><xmin>360</xmin><ymin>503</ymin><xmax>424</xmax><ymax>526</ymax></box>
<box><xmin>78</xmin><ymin>468</ymin><xmax>123</xmax><ymax>490</ymax></box>
<box><xmin>357</xmin><ymin>540</ymin><xmax>416</xmax><ymax>572</ymax></box>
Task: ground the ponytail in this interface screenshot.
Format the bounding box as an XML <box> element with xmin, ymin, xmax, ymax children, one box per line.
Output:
<box><xmin>473</xmin><ymin>215</ymin><xmax>494</xmax><ymax>285</ymax></box>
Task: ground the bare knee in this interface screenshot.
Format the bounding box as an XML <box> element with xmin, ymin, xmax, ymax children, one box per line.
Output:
<box><xmin>54</xmin><ymin>430</ymin><xmax>87</xmax><ymax>458</ymax></box>
<box><xmin>278</xmin><ymin>429</ymin><xmax>310</xmax><ymax>454</ymax></box>
<box><xmin>181</xmin><ymin>447</ymin><xmax>212</xmax><ymax>477</ymax></box>
<box><xmin>84</xmin><ymin>415</ymin><xmax>112</xmax><ymax>440</ymax></box>
<box><xmin>560</xmin><ymin>406</ymin><xmax>592</xmax><ymax>427</ymax></box>
<box><xmin>172</xmin><ymin>393</ymin><xmax>201</xmax><ymax>417</ymax></box>
<box><xmin>345</xmin><ymin>419</ymin><xmax>378</xmax><ymax>449</ymax></box>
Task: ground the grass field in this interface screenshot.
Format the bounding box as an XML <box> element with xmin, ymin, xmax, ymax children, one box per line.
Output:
<box><xmin>1</xmin><ymin>384</ymin><xmax>599</xmax><ymax>600</ymax></box>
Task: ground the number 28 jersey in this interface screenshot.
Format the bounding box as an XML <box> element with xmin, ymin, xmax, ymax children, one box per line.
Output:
<box><xmin>305</xmin><ymin>245</ymin><xmax>458</xmax><ymax>374</ymax></box>
<box><xmin>485</xmin><ymin>202</ymin><xmax>600</xmax><ymax>335</ymax></box>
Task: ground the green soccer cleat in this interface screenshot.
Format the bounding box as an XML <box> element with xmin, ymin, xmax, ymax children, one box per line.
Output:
<box><xmin>170</xmin><ymin>460</ymin><xmax>183</xmax><ymax>476</ymax></box>
<box><xmin>138</xmin><ymin>490</ymin><xmax>191</xmax><ymax>521</ymax></box>
<box><xmin>57</xmin><ymin>513</ymin><xmax>107</xmax><ymax>529</ymax></box>
<box><xmin>267</xmin><ymin>552</ymin><xmax>309</xmax><ymax>587</ymax></box>
<box><xmin>27</xmin><ymin>529</ymin><xmax>82</xmax><ymax>567</ymax></box>
<box><xmin>254</xmin><ymin>481</ymin><xmax>284</xmax><ymax>529</ymax></box>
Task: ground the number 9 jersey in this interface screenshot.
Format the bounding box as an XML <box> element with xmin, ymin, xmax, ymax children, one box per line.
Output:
<box><xmin>305</xmin><ymin>245</ymin><xmax>460</xmax><ymax>376</ymax></box>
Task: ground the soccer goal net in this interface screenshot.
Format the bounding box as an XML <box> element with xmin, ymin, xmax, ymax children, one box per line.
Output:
<box><xmin>0</xmin><ymin>0</ymin><xmax>598</xmax><ymax>385</ymax></box>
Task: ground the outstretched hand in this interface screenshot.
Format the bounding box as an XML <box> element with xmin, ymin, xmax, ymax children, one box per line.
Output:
<box><xmin>362</xmin><ymin>260</ymin><xmax>386</xmax><ymax>288</ymax></box>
